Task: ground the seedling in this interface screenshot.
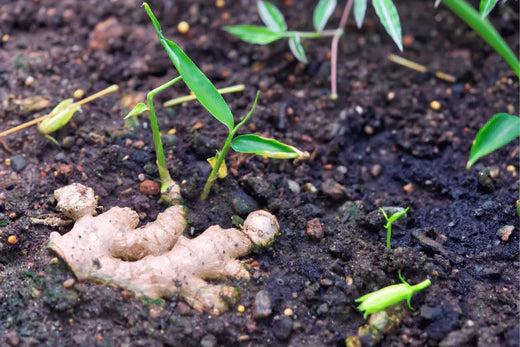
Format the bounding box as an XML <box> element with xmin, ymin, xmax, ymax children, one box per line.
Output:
<box><xmin>0</xmin><ymin>85</ymin><xmax>119</xmax><ymax>143</ymax></box>
<box><xmin>379</xmin><ymin>206</ymin><xmax>409</xmax><ymax>249</ymax></box>
<box><xmin>355</xmin><ymin>271</ymin><xmax>431</xmax><ymax>319</ymax></box>
<box><xmin>466</xmin><ymin>113</ymin><xmax>520</xmax><ymax>169</ymax></box>
<box><xmin>127</xmin><ymin>4</ymin><xmax>308</xmax><ymax>202</ymax></box>
<box><xmin>225</xmin><ymin>0</ymin><xmax>404</xmax><ymax>99</ymax></box>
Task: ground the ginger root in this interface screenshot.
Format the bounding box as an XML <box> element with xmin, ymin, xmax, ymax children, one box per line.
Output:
<box><xmin>48</xmin><ymin>183</ymin><xmax>279</xmax><ymax>315</ymax></box>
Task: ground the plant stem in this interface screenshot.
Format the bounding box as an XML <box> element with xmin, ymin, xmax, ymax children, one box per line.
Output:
<box><xmin>386</xmin><ymin>223</ymin><xmax>392</xmax><ymax>249</ymax></box>
<box><xmin>200</xmin><ymin>92</ymin><xmax>260</xmax><ymax>200</ymax></box>
<box><xmin>441</xmin><ymin>0</ymin><xmax>520</xmax><ymax>78</ymax></box>
<box><xmin>330</xmin><ymin>0</ymin><xmax>354</xmax><ymax>100</ymax></box>
<box><xmin>411</xmin><ymin>279</ymin><xmax>432</xmax><ymax>293</ymax></box>
<box><xmin>146</xmin><ymin>76</ymin><xmax>182</xmax><ymax>192</ymax></box>
<box><xmin>163</xmin><ymin>84</ymin><xmax>245</xmax><ymax>107</ymax></box>
<box><xmin>289</xmin><ymin>29</ymin><xmax>338</xmax><ymax>39</ymax></box>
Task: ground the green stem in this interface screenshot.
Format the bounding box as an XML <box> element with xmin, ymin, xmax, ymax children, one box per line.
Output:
<box><xmin>386</xmin><ymin>224</ymin><xmax>392</xmax><ymax>249</ymax></box>
<box><xmin>163</xmin><ymin>84</ymin><xmax>245</xmax><ymax>107</ymax></box>
<box><xmin>146</xmin><ymin>76</ymin><xmax>182</xmax><ymax>192</ymax></box>
<box><xmin>441</xmin><ymin>0</ymin><xmax>520</xmax><ymax>78</ymax></box>
<box><xmin>289</xmin><ymin>29</ymin><xmax>338</xmax><ymax>39</ymax></box>
<box><xmin>200</xmin><ymin>92</ymin><xmax>260</xmax><ymax>200</ymax></box>
<box><xmin>411</xmin><ymin>279</ymin><xmax>432</xmax><ymax>293</ymax></box>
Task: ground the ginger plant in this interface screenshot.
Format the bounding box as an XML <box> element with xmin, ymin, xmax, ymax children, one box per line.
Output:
<box><xmin>127</xmin><ymin>3</ymin><xmax>308</xmax><ymax>202</ymax></box>
<box><xmin>47</xmin><ymin>183</ymin><xmax>280</xmax><ymax>315</ymax></box>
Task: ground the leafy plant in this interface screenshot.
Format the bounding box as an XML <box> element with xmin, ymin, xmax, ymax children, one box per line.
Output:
<box><xmin>355</xmin><ymin>271</ymin><xmax>431</xmax><ymax>319</ymax></box>
<box><xmin>127</xmin><ymin>3</ymin><xmax>309</xmax><ymax>201</ymax></box>
<box><xmin>466</xmin><ymin>113</ymin><xmax>520</xmax><ymax>169</ymax></box>
<box><xmin>225</xmin><ymin>0</ymin><xmax>403</xmax><ymax>99</ymax></box>
<box><xmin>379</xmin><ymin>206</ymin><xmax>408</xmax><ymax>249</ymax></box>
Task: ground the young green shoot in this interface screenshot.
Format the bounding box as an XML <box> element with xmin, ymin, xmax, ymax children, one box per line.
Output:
<box><xmin>225</xmin><ymin>0</ymin><xmax>403</xmax><ymax>99</ymax></box>
<box><xmin>0</xmin><ymin>85</ymin><xmax>119</xmax><ymax>143</ymax></box>
<box><xmin>379</xmin><ymin>206</ymin><xmax>409</xmax><ymax>249</ymax></box>
<box><xmin>355</xmin><ymin>271</ymin><xmax>431</xmax><ymax>319</ymax></box>
<box><xmin>127</xmin><ymin>4</ymin><xmax>308</xmax><ymax>202</ymax></box>
<box><xmin>163</xmin><ymin>84</ymin><xmax>245</xmax><ymax>108</ymax></box>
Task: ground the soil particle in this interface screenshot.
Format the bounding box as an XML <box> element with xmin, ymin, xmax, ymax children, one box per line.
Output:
<box><xmin>496</xmin><ymin>225</ymin><xmax>514</xmax><ymax>242</ymax></box>
<box><xmin>254</xmin><ymin>289</ymin><xmax>272</xmax><ymax>320</ymax></box>
<box><xmin>88</xmin><ymin>17</ymin><xmax>124</xmax><ymax>52</ymax></box>
<box><xmin>306</xmin><ymin>218</ymin><xmax>324</xmax><ymax>241</ymax></box>
<box><xmin>338</xmin><ymin>200</ymin><xmax>366</xmax><ymax>223</ymax></box>
<box><xmin>4</xmin><ymin>331</ymin><xmax>19</xmax><ymax>347</ymax></box>
<box><xmin>9</xmin><ymin>155</ymin><xmax>26</xmax><ymax>172</ymax></box>
<box><xmin>230</xmin><ymin>190</ymin><xmax>258</xmax><ymax>217</ymax></box>
<box><xmin>139</xmin><ymin>180</ymin><xmax>160</xmax><ymax>195</ymax></box>
<box><xmin>272</xmin><ymin>315</ymin><xmax>293</xmax><ymax>340</ymax></box>
<box><xmin>439</xmin><ymin>325</ymin><xmax>477</xmax><ymax>347</ymax></box>
<box><xmin>320</xmin><ymin>178</ymin><xmax>348</xmax><ymax>200</ymax></box>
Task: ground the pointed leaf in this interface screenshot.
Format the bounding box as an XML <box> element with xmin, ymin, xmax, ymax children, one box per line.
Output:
<box><xmin>354</xmin><ymin>0</ymin><xmax>368</xmax><ymax>28</ymax></box>
<box><xmin>387</xmin><ymin>207</ymin><xmax>409</xmax><ymax>224</ymax></box>
<box><xmin>224</xmin><ymin>25</ymin><xmax>285</xmax><ymax>45</ymax></box>
<box><xmin>479</xmin><ymin>0</ymin><xmax>499</xmax><ymax>18</ymax></box>
<box><xmin>313</xmin><ymin>0</ymin><xmax>337</xmax><ymax>31</ymax></box>
<box><xmin>143</xmin><ymin>4</ymin><xmax>234</xmax><ymax>130</ymax></box>
<box><xmin>231</xmin><ymin>134</ymin><xmax>306</xmax><ymax>159</ymax></box>
<box><xmin>257</xmin><ymin>0</ymin><xmax>287</xmax><ymax>32</ymax></box>
<box><xmin>372</xmin><ymin>0</ymin><xmax>403</xmax><ymax>51</ymax></box>
<box><xmin>125</xmin><ymin>102</ymin><xmax>149</xmax><ymax>119</ymax></box>
<box><xmin>288</xmin><ymin>34</ymin><xmax>308</xmax><ymax>63</ymax></box>
<box><xmin>467</xmin><ymin>113</ymin><xmax>520</xmax><ymax>169</ymax></box>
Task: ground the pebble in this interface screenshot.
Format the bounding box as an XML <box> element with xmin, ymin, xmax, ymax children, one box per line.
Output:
<box><xmin>402</xmin><ymin>183</ymin><xmax>414</xmax><ymax>194</ymax></box>
<box><xmin>139</xmin><ymin>180</ymin><xmax>160</xmax><ymax>195</ymax></box>
<box><xmin>237</xmin><ymin>304</ymin><xmax>245</xmax><ymax>313</ymax></box>
<box><xmin>430</xmin><ymin>100</ymin><xmax>441</xmax><ymax>111</ymax></box>
<box><xmin>283</xmin><ymin>308</ymin><xmax>294</xmax><ymax>316</ymax></box>
<box><xmin>177</xmin><ymin>21</ymin><xmax>190</xmax><ymax>34</ymax></box>
<box><xmin>320</xmin><ymin>278</ymin><xmax>333</xmax><ymax>287</ymax></box>
<box><xmin>497</xmin><ymin>225</ymin><xmax>514</xmax><ymax>242</ymax></box>
<box><xmin>61</xmin><ymin>136</ymin><xmax>75</xmax><ymax>149</ymax></box>
<box><xmin>63</xmin><ymin>278</ymin><xmax>75</xmax><ymax>288</ymax></box>
<box><xmin>316</xmin><ymin>303</ymin><xmax>329</xmax><ymax>314</ymax></box>
<box><xmin>24</xmin><ymin>76</ymin><xmax>35</xmax><ymax>86</ymax></box>
<box><xmin>320</xmin><ymin>178</ymin><xmax>348</xmax><ymax>200</ymax></box>
<box><xmin>306</xmin><ymin>218</ymin><xmax>324</xmax><ymax>241</ymax></box>
<box><xmin>231</xmin><ymin>191</ymin><xmax>258</xmax><ymax>217</ymax></box>
<box><xmin>254</xmin><ymin>290</ymin><xmax>272</xmax><ymax>319</ymax></box>
<box><xmin>477</xmin><ymin>168</ymin><xmax>494</xmax><ymax>192</ymax></box>
<box><xmin>7</xmin><ymin>235</ymin><xmax>17</xmax><ymax>245</ymax></box>
<box><xmin>148</xmin><ymin>305</ymin><xmax>163</xmax><ymax>318</ymax></box>
<box><xmin>370</xmin><ymin>164</ymin><xmax>382</xmax><ymax>177</ymax></box>
<box><xmin>10</xmin><ymin>155</ymin><xmax>26</xmax><ymax>172</ymax></box>
<box><xmin>287</xmin><ymin>180</ymin><xmax>300</xmax><ymax>193</ymax></box>
<box><xmin>88</xmin><ymin>17</ymin><xmax>124</xmax><ymax>51</ymax></box>
<box><xmin>4</xmin><ymin>330</ymin><xmax>19</xmax><ymax>346</ymax></box>
<box><xmin>162</xmin><ymin>134</ymin><xmax>177</xmax><ymax>146</ymax></box>
<box><xmin>137</xmin><ymin>173</ymin><xmax>146</xmax><ymax>182</ymax></box>
<box><xmin>303</xmin><ymin>182</ymin><xmax>318</xmax><ymax>194</ymax></box>
<box><xmin>200</xmin><ymin>334</ymin><xmax>217</xmax><ymax>347</ymax></box>
<box><xmin>439</xmin><ymin>328</ymin><xmax>476</xmax><ymax>347</ymax></box>
<box><xmin>273</xmin><ymin>315</ymin><xmax>293</xmax><ymax>340</ymax></box>
<box><xmin>338</xmin><ymin>200</ymin><xmax>366</xmax><ymax>223</ymax></box>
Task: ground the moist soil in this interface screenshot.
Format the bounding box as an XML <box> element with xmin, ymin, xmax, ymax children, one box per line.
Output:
<box><xmin>0</xmin><ymin>0</ymin><xmax>518</xmax><ymax>346</ymax></box>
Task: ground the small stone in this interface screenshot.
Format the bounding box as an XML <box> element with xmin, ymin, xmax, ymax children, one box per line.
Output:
<box><xmin>139</xmin><ymin>180</ymin><xmax>160</xmax><ymax>195</ymax></box>
<box><xmin>439</xmin><ymin>328</ymin><xmax>477</xmax><ymax>347</ymax></box>
<box><xmin>488</xmin><ymin>166</ymin><xmax>500</xmax><ymax>179</ymax></box>
<box><xmin>370</xmin><ymin>164</ymin><xmax>382</xmax><ymax>177</ymax></box>
<box><xmin>137</xmin><ymin>173</ymin><xmax>146</xmax><ymax>182</ymax></box>
<box><xmin>273</xmin><ymin>315</ymin><xmax>293</xmax><ymax>340</ymax></box>
<box><xmin>73</xmin><ymin>89</ymin><xmax>84</xmax><ymax>99</ymax></box>
<box><xmin>306</xmin><ymin>218</ymin><xmax>324</xmax><ymax>241</ymax></box>
<box><xmin>287</xmin><ymin>180</ymin><xmax>300</xmax><ymax>193</ymax></box>
<box><xmin>477</xmin><ymin>168</ymin><xmax>494</xmax><ymax>192</ymax></box>
<box><xmin>231</xmin><ymin>191</ymin><xmax>258</xmax><ymax>217</ymax></box>
<box><xmin>364</xmin><ymin>125</ymin><xmax>374</xmax><ymax>135</ymax></box>
<box><xmin>254</xmin><ymin>290</ymin><xmax>272</xmax><ymax>320</ymax></box>
<box><xmin>10</xmin><ymin>155</ymin><xmax>26</xmax><ymax>172</ymax></box>
<box><xmin>283</xmin><ymin>308</ymin><xmax>294</xmax><ymax>316</ymax></box>
<box><xmin>237</xmin><ymin>304</ymin><xmax>245</xmax><ymax>313</ymax></box>
<box><xmin>61</xmin><ymin>136</ymin><xmax>75</xmax><ymax>149</ymax></box>
<box><xmin>132</xmin><ymin>140</ymin><xmax>145</xmax><ymax>149</ymax></box>
<box><xmin>176</xmin><ymin>301</ymin><xmax>192</xmax><ymax>315</ymax></box>
<box><xmin>177</xmin><ymin>21</ymin><xmax>190</xmax><ymax>34</ymax></box>
<box><xmin>162</xmin><ymin>134</ymin><xmax>177</xmax><ymax>146</ymax></box>
<box><xmin>5</xmin><ymin>330</ymin><xmax>20</xmax><ymax>346</ymax></box>
<box><xmin>57</xmin><ymin>164</ymin><xmax>73</xmax><ymax>175</ymax></box>
<box><xmin>7</xmin><ymin>235</ymin><xmax>17</xmax><ymax>245</ymax></box>
<box><xmin>303</xmin><ymin>183</ymin><xmax>318</xmax><ymax>194</ymax></box>
<box><xmin>403</xmin><ymin>183</ymin><xmax>414</xmax><ymax>194</ymax></box>
<box><xmin>320</xmin><ymin>178</ymin><xmax>348</xmax><ymax>200</ymax></box>
<box><xmin>200</xmin><ymin>335</ymin><xmax>217</xmax><ymax>347</ymax></box>
<box><xmin>320</xmin><ymin>278</ymin><xmax>333</xmax><ymax>287</ymax></box>
<box><xmin>63</xmin><ymin>278</ymin><xmax>75</xmax><ymax>288</ymax></box>
<box><xmin>148</xmin><ymin>305</ymin><xmax>163</xmax><ymax>318</ymax></box>
<box><xmin>402</xmin><ymin>35</ymin><xmax>414</xmax><ymax>47</ymax></box>
<box><xmin>88</xmin><ymin>17</ymin><xmax>124</xmax><ymax>51</ymax></box>
<box><xmin>316</xmin><ymin>303</ymin><xmax>329</xmax><ymax>314</ymax></box>
<box><xmin>430</xmin><ymin>100</ymin><xmax>441</xmax><ymax>111</ymax></box>
<box><xmin>387</xmin><ymin>92</ymin><xmax>395</xmax><ymax>100</ymax></box>
<box><xmin>497</xmin><ymin>225</ymin><xmax>514</xmax><ymax>242</ymax></box>
<box><xmin>24</xmin><ymin>76</ymin><xmax>35</xmax><ymax>86</ymax></box>
<box><xmin>338</xmin><ymin>200</ymin><xmax>366</xmax><ymax>223</ymax></box>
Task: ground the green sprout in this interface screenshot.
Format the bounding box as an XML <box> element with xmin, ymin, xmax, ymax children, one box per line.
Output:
<box><xmin>225</xmin><ymin>0</ymin><xmax>403</xmax><ymax>99</ymax></box>
<box><xmin>355</xmin><ymin>271</ymin><xmax>431</xmax><ymax>319</ymax></box>
<box><xmin>127</xmin><ymin>3</ymin><xmax>308</xmax><ymax>202</ymax></box>
<box><xmin>379</xmin><ymin>206</ymin><xmax>409</xmax><ymax>249</ymax></box>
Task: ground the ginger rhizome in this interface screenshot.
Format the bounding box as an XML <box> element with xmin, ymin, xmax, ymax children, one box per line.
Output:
<box><xmin>48</xmin><ymin>183</ymin><xmax>279</xmax><ymax>315</ymax></box>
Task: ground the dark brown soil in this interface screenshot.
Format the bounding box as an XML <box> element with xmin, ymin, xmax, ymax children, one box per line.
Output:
<box><xmin>0</xmin><ymin>0</ymin><xmax>518</xmax><ymax>346</ymax></box>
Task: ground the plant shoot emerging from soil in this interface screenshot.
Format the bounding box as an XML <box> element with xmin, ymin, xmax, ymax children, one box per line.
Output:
<box><xmin>127</xmin><ymin>3</ymin><xmax>308</xmax><ymax>202</ymax></box>
<box><xmin>379</xmin><ymin>206</ymin><xmax>408</xmax><ymax>249</ymax></box>
<box><xmin>225</xmin><ymin>0</ymin><xmax>404</xmax><ymax>99</ymax></box>
<box><xmin>355</xmin><ymin>271</ymin><xmax>431</xmax><ymax>319</ymax></box>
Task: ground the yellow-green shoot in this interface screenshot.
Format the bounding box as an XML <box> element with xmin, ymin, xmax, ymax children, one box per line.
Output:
<box><xmin>355</xmin><ymin>271</ymin><xmax>431</xmax><ymax>319</ymax></box>
<box><xmin>379</xmin><ymin>206</ymin><xmax>408</xmax><ymax>249</ymax></box>
<box><xmin>127</xmin><ymin>3</ymin><xmax>309</xmax><ymax>202</ymax></box>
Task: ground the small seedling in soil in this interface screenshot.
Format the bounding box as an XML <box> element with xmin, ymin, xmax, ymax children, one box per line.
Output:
<box><xmin>0</xmin><ymin>85</ymin><xmax>119</xmax><ymax>144</ymax></box>
<box><xmin>355</xmin><ymin>271</ymin><xmax>431</xmax><ymax>319</ymax></box>
<box><xmin>379</xmin><ymin>206</ymin><xmax>408</xmax><ymax>249</ymax></box>
<box><xmin>128</xmin><ymin>3</ymin><xmax>308</xmax><ymax>202</ymax></box>
<box><xmin>47</xmin><ymin>183</ymin><xmax>280</xmax><ymax>315</ymax></box>
<box><xmin>225</xmin><ymin>0</ymin><xmax>404</xmax><ymax>99</ymax></box>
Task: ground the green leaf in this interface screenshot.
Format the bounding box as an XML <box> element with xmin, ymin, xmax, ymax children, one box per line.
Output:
<box><xmin>257</xmin><ymin>0</ymin><xmax>287</xmax><ymax>32</ymax></box>
<box><xmin>467</xmin><ymin>113</ymin><xmax>520</xmax><ymax>169</ymax></box>
<box><xmin>479</xmin><ymin>0</ymin><xmax>499</xmax><ymax>18</ymax></box>
<box><xmin>231</xmin><ymin>134</ymin><xmax>305</xmax><ymax>159</ymax></box>
<box><xmin>144</xmin><ymin>3</ymin><xmax>235</xmax><ymax>130</ymax></box>
<box><xmin>313</xmin><ymin>0</ymin><xmax>337</xmax><ymax>31</ymax></box>
<box><xmin>288</xmin><ymin>34</ymin><xmax>308</xmax><ymax>63</ymax></box>
<box><xmin>224</xmin><ymin>25</ymin><xmax>285</xmax><ymax>44</ymax></box>
<box><xmin>125</xmin><ymin>102</ymin><xmax>149</xmax><ymax>119</ymax></box>
<box><xmin>354</xmin><ymin>0</ymin><xmax>368</xmax><ymax>28</ymax></box>
<box><xmin>387</xmin><ymin>207</ymin><xmax>409</xmax><ymax>224</ymax></box>
<box><xmin>372</xmin><ymin>0</ymin><xmax>403</xmax><ymax>51</ymax></box>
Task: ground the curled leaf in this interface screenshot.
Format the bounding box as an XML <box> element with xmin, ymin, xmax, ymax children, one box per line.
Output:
<box><xmin>37</xmin><ymin>99</ymin><xmax>81</xmax><ymax>135</ymax></box>
<box><xmin>224</xmin><ymin>25</ymin><xmax>285</xmax><ymax>45</ymax></box>
<box><xmin>231</xmin><ymin>134</ymin><xmax>309</xmax><ymax>160</ymax></box>
<box><xmin>207</xmin><ymin>155</ymin><xmax>228</xmax><ymax>179</ymax></box>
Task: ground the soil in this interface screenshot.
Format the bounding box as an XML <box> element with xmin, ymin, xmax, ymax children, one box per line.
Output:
<box><xmin>0</xmin><ymin>0</ymin><xmax>518</xmax><ymax>346</ymax></box>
